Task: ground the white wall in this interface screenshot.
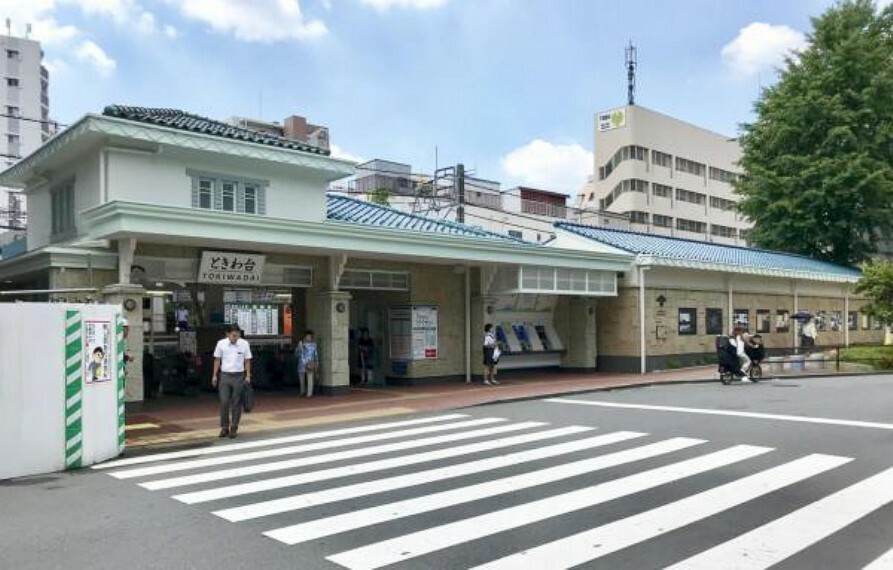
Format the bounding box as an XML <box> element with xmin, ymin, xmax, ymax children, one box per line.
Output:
<box><xmin>0</xmin><ymin>303</ymin><xmax>122</xmax><ymax>480</ymax></box>
<box><xmin>107</xmin><ymin>148</ymin><xmax>330</xmax><ymax>223</ymax></box>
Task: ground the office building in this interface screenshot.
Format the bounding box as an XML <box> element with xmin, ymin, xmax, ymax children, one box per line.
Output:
<box><xmin>580</xmin><ymin>105</ymin><xmax>748</xmax><ymax>245</ymax></box>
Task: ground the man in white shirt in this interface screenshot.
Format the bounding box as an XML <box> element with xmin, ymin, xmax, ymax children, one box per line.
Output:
<box><xmin>212</xmin><ymin>324</ymin><xmax>252</xmax><ymax>438</ymax></box>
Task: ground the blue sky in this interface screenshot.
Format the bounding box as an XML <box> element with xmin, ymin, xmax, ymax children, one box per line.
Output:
<box><xmin>2</xmin><ymin>0</ymin><xmax>862</xmax><ymax>195</ymax></box>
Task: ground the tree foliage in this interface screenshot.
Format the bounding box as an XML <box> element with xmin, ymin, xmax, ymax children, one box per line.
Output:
<box><xmin>735</xmin><ymin>0</ymin><xmax>893</xmax><ymax>265</ymax></box>
<box><xmin>854</xmin><ymin>262</ymin><xmax>893</xmax><ymax>325</ymax></box>
<box><xmin>370</xmin><ymin>187</ymin><xmax>391</xmax><ymax>206</ymax></box>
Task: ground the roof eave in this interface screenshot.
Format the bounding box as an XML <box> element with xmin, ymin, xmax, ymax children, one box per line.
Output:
<box><xmin>635</xmin><ymin>255</ymin><xmax>860</xmax><ymax>284</ymax></box>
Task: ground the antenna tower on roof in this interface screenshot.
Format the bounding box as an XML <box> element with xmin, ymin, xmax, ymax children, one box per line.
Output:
<box><xmin>625</xmin><ymin>40</ymin><xmax>637</xmax><ymax>105</ymax></box>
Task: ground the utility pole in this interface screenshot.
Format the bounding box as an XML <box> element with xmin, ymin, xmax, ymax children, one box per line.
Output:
<box><xmin>456</xmin><ymin>163</ymin><xmax>465</xmax><ymax>224</ymax></box>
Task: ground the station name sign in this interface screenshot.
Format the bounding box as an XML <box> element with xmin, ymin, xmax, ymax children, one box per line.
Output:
<box><xmin>198</xmin><ymin>251</ymin><xmax>266</xmax><ymax>284</ymax></box>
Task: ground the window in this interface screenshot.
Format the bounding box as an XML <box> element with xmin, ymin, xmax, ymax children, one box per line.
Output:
<box><xmin>676</xmin><ymin>218</ymin><xmax>706</xmax><ymax>233</ymax></box>
<box><xmin>7</xmin><ymin>134</ymin><xmax>19</xmax><ymax>143</ymax></box>
<box><xmin>652</xmin><ymin>150</ymin><xmax>672</xmax><ymax>168</ymax></box>
<box><xmin>711</xmin><ymin>224</ymin><xmax>736</xmax><ymax>238</ymax></box>
<box><xmin>244</xmin><ymin>185</ymin><xmax>257</xmax><ymax>214</ymax></box>
<box><xmin>340</xmin><ymin>269</ymin><xmax>410</xmax><ymax>291</ymax></box>
<box><xmin>628</xmin><ymin>211</ymin><xmax>649</xmax><ymax>224</ymax></box>
<box><xmin>5</xmin><ymin>77</ymin><xmax>19</xmax><ymax>87</ymax></box>
<box><xmin>709</xmin><ymin>167</ymin><xmax>739</xmax><ymax>184</ymax></box>
<box><xmin>221</xmin><ymin>182</ymin><xmax>236</xmax><ymax>211</ymax></box>
<box><xmin>6</xmin><ymin>50</ymin><xmax>18</xmax><ymax>59</ymax></box>
<box><xmin>507</xmin><ymin>229</ymin><xmax>523</xmax><ymax>239</ymax></box>
<box><xmin>675</xmin><ymin>188</ymin><xmax>706</xmax><ymax>205</ymax></box>
<box><xmin>5</xmin><ymin>105</ymin><xmax>19</xmax><ymax>116</ymax></box>
<box><xmin>652</xmin><ymin>183</ymin><xmax>672</xmax><ymax>198</ymax></box>
<box><xmin>756</xmin><ymin>310</ymin><xmax>771</xmax><ymax>333</ymax></box>
<box><xmin>51</xmin><ymin>181</ymin><xmax>75</xmax><ymax>237</ymax></box>
<box><xmin>197</xmin><ymin>179</ymin><xmax>213</xmax><ymax>209</ymax></box>
<box><xmin>188</xmin><ymin>170</ymin><xmax>267</xmax><ymax>215</ymax></box>
<box><xmin>598</xmin><ymin>145</ymin><xmax>648</xmax><ymax>180</ymax></box>
<box><xmin>653</xmin><ymin>214</ymin><xmax>673</xmax><ymax>228</ymax></box>
<box><xmin>709</xmin><ymin>196</ymin><xmax>737</xmax><ymax>211</ymax></box>
<box><xmin>609</xmin><ymin>178</ymin><xmax>648</xmax><ymax>203</ymax></box>
<box><xmin>675</xmin><ymin>157</ymin><xmax>706</xmax><ymax>177</ymax></box>
<box><xmin>739</xmin><ymin>229</ymin><xmax>752</xmax><ymax>242</ymax></box>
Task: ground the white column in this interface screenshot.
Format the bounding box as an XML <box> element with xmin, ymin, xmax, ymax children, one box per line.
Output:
<box><xmin>464</xmin><ymin>266</ymin><xmax>471</xmax><ymax>383</ymax></box>
<box><xmin>638</xmin><ymin>266</ymin><xmax>650</xmax><ymax>374</ymax></box>
<box><xmin>793</xmin><ymin>280</ymin><xmax>800</xmax><ymax>352</ymax></box>
<box><xmin>117</xmin><ymin>237</ymin><xmax>136</xmax><ymax>284</ymax></box>
<box><xmin>844</xmin><ymin>288</ymin><xmax>850</xmax><ymax>348</ymax></box>
<box><xmin>727</xmin><ymin>277</ymin><xmax>734</xmax><ymax>332</ymax></box>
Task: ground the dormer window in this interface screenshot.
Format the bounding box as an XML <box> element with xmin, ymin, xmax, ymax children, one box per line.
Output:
<box><xmin>188</xmin><ymin>169</ymin><xmax>267</xmax><ymax>215</ymax></box>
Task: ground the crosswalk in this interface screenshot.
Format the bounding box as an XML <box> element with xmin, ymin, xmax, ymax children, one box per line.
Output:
<box><xmin>93</xmin><ymin>412</ymin><xmax>893</xmax><ymax>569</ymax></box>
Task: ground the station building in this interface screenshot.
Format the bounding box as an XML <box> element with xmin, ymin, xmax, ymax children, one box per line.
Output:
<box><xmin>0</xmin><ymin>105</ymin><xmax>883</xmax><ymax>402</ymax></box>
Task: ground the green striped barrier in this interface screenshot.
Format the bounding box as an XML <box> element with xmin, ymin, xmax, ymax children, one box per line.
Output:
<box><xmin>116</xmin><ymin>314</ymin><xmax>126</xmax><ymax>453</ymax></box>
<box><xmin>64</xmin><ymin>310</ymin><xmax>83</xmax><ymax>470</ymax></box>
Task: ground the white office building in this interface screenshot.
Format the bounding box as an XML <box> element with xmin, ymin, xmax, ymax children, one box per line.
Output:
<box><xmin>580</xmin><ymin>105</ymin><xmax>749</xmax><ymax>245</ymax></box>
<box><xmin>1</xmin><ymin>32</ymin><xmax>50</xmax><ymax>248</ymax></box>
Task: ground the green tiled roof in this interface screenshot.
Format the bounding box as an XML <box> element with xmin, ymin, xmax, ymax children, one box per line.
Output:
<box><xmin>327</xmin><ymin>194</ymin><xmax>524</xmax><ymax>242</ymax></box>
<box><xmin>102</xmin><ymin>105</ymin><xmax>330</xmax><ymax>155</ymax></box>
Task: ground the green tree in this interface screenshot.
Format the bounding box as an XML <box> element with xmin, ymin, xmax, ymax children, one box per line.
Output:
<box><xmin>369</xmin><ymin>187</ymin><xmax>391</xmax><ymax>206</ymax></box>
<box><xmin>854</xmin><ymin>262</ymin><xmax>893</xmax><ymax>325</ymax></box>
<box><xmin>735</xmin><ymin>0</ymin><xmax>893</xmax><ymax>265</ymax></box>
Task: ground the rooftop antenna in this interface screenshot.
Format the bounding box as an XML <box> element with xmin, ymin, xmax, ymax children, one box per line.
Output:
<box><xmin>625</xmin><ymin>40</ymin><xmax>637</xmax><ymax>105</ymax></box>
<box><xmin>6</xmin><ymin>19</ymin><xmax>11</xmax><ymax>36</ymax></box>
<box><xmin>25</xmin><ymin>23</ymin><xmax>31</xmax><ymax>38</ymax></box>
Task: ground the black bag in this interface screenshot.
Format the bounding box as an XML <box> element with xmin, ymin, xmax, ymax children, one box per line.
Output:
<box><xmin>242</xmin><ymin>384</ymin><xmax>255</xmax><ymax>413</ymax></box>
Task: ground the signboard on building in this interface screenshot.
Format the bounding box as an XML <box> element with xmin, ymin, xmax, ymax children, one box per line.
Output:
<box><xmin>597</xmin><ymin>108</ymin><xmax>627</xmax><ymax>132</ymax></box>
<box><xmin>198</xmin><ymin>251</ymin><xmax>265</xmax><ymax>284</ymax></box>
<box><xmin>389</xmin><ymin>305</ymin><xmax>439</xmax><ymax>360</ymax></box>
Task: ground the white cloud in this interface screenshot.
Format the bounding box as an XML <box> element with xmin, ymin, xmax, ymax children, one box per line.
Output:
<box><xmin>329</xmin><ymin>144</ymin><xmax>366</xmax><ymax>164</ymax></box>
<box><xmin>721</xmin><ymin>22</ymin><xmax>807</xmax><ymax>77</ymax></box>
<box><xmin>137</xmin><ymin>10</ymin><xmax>156</xmax><ymax>33</ymax></box>
<box><xmin>164</xmin><ymin>24</ymin><xmax>179</xmax><ymax>39</ymax></box>
<box><xmin>360</xmin><ymin>0</ymin><xmax>449</xmax><ymax>9</ymax></box>
<box><xmin>500</xmin><ymin>139</ymin><xmax>592</xmax><ymax>196</ymax></box>
<box><xmin>174</xmin><ymin>0</ymin><xmax>327</xmax><ymax>42</ymax></box>
<box><xmin>76</xmin><ymin>40</ymin><xmax>117</xmax><ymax>76</ymax></box>
<box><xmin>0</xmin><ymin>0</ymin><xmax>77</xmax><ymax>45</ymax></box>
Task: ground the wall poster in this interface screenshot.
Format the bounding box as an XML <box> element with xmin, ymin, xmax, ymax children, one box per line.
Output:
<box><xmin>848</xmin><ymin>311</ymin><xmax>858</xmax><ymax>331</ymax></box>
<box><xmin>756</xmin><ymin>310</ymin><xmax>771</xmax><ymax>334</ymax></box>
<box><xmin>389</xmin><ymin>305</ymin><xmax>439</xmax><ymax>360</ymax></box>
<box><xmin>815</xmin><ymin>310</ymin><xmax>827</xmax><ymax>332</ymax></box>
<box><xmin>705</xmin><ymin>308</ymin><xmax>723</xmax><ymax>335</ymax></box>
<box><xmin>84</xmin><ymin>319</ymin><xmax>112</xmax><ymax>384</ymax></box>
<box><xmin>677</xmin><ymin>308</ymin><xmax>697</xmax><ymax>335</ymax></box>
<box><xmin>733</xmin><ymin>309</ymin><xmax>750</xmax><ymax>330</ymax></box>
<box><xmin>830</xmin><ymin>311</ymin><xmax>842</xmax><ymax>332</ymax></box>
<box><xmin>776</xmin><ymin>310</ymin><xmax>790</xmax><ymax>333</ymax></box>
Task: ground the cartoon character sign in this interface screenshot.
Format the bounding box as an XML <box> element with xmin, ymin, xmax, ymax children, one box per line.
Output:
<box><xmin>84</xmin><ymin>320</ymin><xmax>112</xmax><ymax>383</ymax></box>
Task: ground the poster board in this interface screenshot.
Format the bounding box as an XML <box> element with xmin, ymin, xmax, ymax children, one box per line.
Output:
<box><xmin>389</xmin><ymin>305</ymin><xmax>438</xmax><ymax>360</ymax></box>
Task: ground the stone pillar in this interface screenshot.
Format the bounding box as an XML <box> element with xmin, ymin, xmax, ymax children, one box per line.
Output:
<box><xmin>102</xmin><ymin>283</ymin><xmax>146</xmax><ymax>402</ymax></box>
<box><xmin>316</xmin><ymin>290</ymin><xmax>352</xmax><ymax>395</ymax></box>
<box><xmin>562</xmin><ymin>297</ymin><xmax>598</xmax><ymax>370</ymax></box>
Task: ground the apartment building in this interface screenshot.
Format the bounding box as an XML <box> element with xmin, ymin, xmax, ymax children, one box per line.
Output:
<box><xmin>342</xmin><ymin>159</ymin><xmax>629</xmax><ymax>243</ymax></box>
<box><xmin>580</xmin><ymin>105</ymin><xmax>748</xmax><ymax>245</ymax></box>
<box><xmin>227</xmin><ymin>114</ymin><xmax>330</xmax><ymax>152</ymax></box>
<box><xmin>1</xmin><ymin>32</ymin><xmax>50</xmax><ymax>248</ymax></box>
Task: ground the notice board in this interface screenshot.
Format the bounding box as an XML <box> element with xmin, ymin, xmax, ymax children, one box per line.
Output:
<box><xmin>389</xmin><ymin>305</ymin><xmax>438</xmax><ymax>360</ymax></box>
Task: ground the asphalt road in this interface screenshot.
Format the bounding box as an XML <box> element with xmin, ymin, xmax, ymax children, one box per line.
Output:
<box><xmin>4</xmin><ymin>374</ymin><xmax>893</xmax><ymax>569</ymax></box>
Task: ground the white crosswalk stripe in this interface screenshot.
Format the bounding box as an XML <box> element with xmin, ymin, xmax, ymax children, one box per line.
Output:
<box><xmin>100</xmin><ymin>413</ymin><xmax>893</xmax><ymax>569</ymax></box>
<box><xmin>108</xmin><ymin>416</ymin><xmax>506</xmax><ymax>479</ymax></box>
<box><xmin>141</xmin><ymin>420</ymin><xmax>546</xmax><ymax>490</ymax></box>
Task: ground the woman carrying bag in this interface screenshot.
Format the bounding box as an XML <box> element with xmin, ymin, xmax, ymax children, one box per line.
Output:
<box><xmin>295</xmin><ymin>330</ymin><xmax>319</xmax><ymax>398</ymax></box>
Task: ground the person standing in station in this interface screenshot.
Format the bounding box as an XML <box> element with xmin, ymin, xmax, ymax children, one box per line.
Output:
<box><xmin>212</xmin><ymin>324</ymin><xmax>252</xmax><ymax>438</ymax></box>
<box><xmin>295</xmin><ymin>330</ymin><xmax>319</xmax><ymax>398</ymax></box>
<box><xmin>482</xmin><ymin>323</ymin><xmax>500</xmax><ymax>386</ymax></box>
<box><xmin>357</xmin><ymin>328</ymin><xmax>375</xmax><ymax>384</ymax></box>
<box><xmin>175</xmin><ymin>304</ymin><xmax>190</xmax><ymax>331</ymax></box>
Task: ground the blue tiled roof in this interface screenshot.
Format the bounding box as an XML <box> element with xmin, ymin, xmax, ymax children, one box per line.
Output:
<box><xmin>102</xmin><ymin>105</ymin><xmax>329</xmax><ymax>155</ymax></box>
<box><xmin>327</xmin><ymin>194</ymin><xmax>522</xmax><ymax>242</ymax></box>
<box><xmin>555</xmin><ymin>222</ymin><xmax>862</xmax><ymax>279</ymax></box>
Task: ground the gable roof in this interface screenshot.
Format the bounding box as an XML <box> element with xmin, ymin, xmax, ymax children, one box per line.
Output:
<box><xmin>326</xmin><ymin>194</ymin><xmax>523</xmax><ymax>242</ymax></box>
<box><xmin>555</xmin><ymin>221</ymin><xmax>861</xmax><ymax>282</ymax></box>
<box><xmin>102</xmin><ymin>105</ymin><xmax>330</xmax><ymax>155</ymax></box>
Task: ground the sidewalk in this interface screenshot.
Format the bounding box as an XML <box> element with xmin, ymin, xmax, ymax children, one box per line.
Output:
<box><xmin>123</xmin><ymin>364</ymin><xmax>872</xmax><ymax>451</ymax></box>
